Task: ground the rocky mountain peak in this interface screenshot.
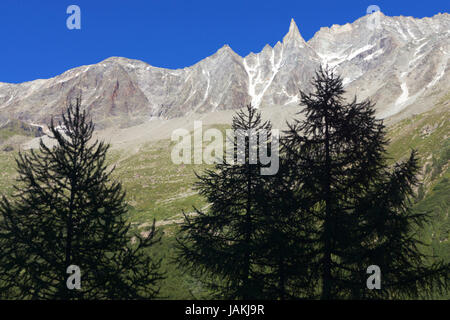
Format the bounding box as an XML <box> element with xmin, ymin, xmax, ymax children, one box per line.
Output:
<box><xmin>210</xmin><ymin>44</ymin><xmax>242</xmax><ymax>61</ymax></box>
<box><xmin>217</xmin><ymin>44</ymin><xmax>235</xmax><ymax>54</ymax></box>
<box><xmin>282</xmin><ymin>18</ymin><xmax>307</xmax><ymax>46</ymax></box>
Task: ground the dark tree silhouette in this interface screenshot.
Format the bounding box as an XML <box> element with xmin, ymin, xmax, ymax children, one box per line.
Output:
<box><xmin>281</xmin><ymin>66</ymin><xmax>449</xmax><ymax>299</ymax></box>
<box><xmin>176</xmin><ymin>105</ymin><xmax>274</xmax><ymax>299</ymax></box>
<box><xmin>254</xmin><ymin>162</ymin><xmax>316</xmax><ymax>299</ymax></box>
<box><xmin>0</xmin><ymin>98</ymin><xmax>164</xmax><ymax>299</ymax></box>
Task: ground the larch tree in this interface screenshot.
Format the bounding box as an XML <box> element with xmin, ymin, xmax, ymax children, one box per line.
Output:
<box><xmin>0</xmin><ymin>98</ymin><xmax>164</xmax><ymax>299</ymax></box>
<box><xmin>176</xmin><ymin>105</ymin><xmax>276</xmax><ymax>299</ymax></box>
<box><xmin>281</xmin><ymin>67</ymin><xmax>449</xmax><ymax>299</ymax></box>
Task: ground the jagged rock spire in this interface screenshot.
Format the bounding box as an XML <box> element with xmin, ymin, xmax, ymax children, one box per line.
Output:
<box><xmin>282</xmin><ymin>18</ymin><xmax>307</xmax><ymax>45</ymax></box>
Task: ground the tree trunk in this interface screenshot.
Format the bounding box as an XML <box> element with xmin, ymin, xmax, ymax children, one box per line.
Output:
<box><xmin>321</xmin><ymin>104</ymin><xmax>332</xmax><ymax>300</ymax></box>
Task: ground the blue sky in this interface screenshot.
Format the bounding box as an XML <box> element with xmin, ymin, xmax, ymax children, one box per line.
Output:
<box><xmin>0</xmin><ymin>0</ymin><xmax>448</xmax><ymax>83</ymax></box>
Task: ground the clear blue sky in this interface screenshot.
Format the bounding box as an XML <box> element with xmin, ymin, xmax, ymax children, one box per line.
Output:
<box><xmin>0</xmin><ymin>0</ymin><xmax>448</xmax><ymax>83</ymax></box>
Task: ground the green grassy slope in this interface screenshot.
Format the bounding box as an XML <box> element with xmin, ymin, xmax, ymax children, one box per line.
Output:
<box><xmin>385</xmin><ymin>98</ymin><xmax>449</xmax><ymax>298</ymax></box>
<box><xmin>0</xmin><ymin>119</ymin><xmax>43</xmax><ymax>144</ymax></box>
<box><xmin>107</xmin><ymin>125</ymin><xmax>230</xmax><ymax>224</ymax></box>
<box><xmin>386</xmin><ymin>99</ymin><xmax>449</xmax><ymax>255</ymax></box>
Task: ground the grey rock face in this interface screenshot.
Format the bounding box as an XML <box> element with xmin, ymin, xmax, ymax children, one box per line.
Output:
<box><xmin>0</xmin><ymin>12</ymin><xmax>448</xmax><ymax>127</ymax></box>
<box><xmin>309</xmin><ymin>12</ymin><xmax>450</xmax><ymax>119</ymax></box>
<box><xmin>244</xmin><ymin>19</ymin><xmax>321</xmax><ymax>108</ymax></box>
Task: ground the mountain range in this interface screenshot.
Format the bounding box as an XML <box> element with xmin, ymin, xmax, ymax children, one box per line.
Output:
<box><xmin>0</xmin><ymin>11</ymin><xmax>448</xmax><ymax>129</ymax></box>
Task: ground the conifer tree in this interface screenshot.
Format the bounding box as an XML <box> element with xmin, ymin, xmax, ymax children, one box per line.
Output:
<box><xmin>282</xmin><ymin>67</ymin><xmax>449</xmax><ymax>299</ymax></box>
<box><xmin>176</xmin><ymin>105</ymin><xmax>274</xmax><ymax>299</ymax></box>
<box><xmin>0</xmin><ymin>98</ymin><xmax>164</xmax><ymax>299</ymax></box>
<box><xmin>254</xmin><ymin>163</ymin><xmax>316</xmax><ymax>299</ymax></box>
